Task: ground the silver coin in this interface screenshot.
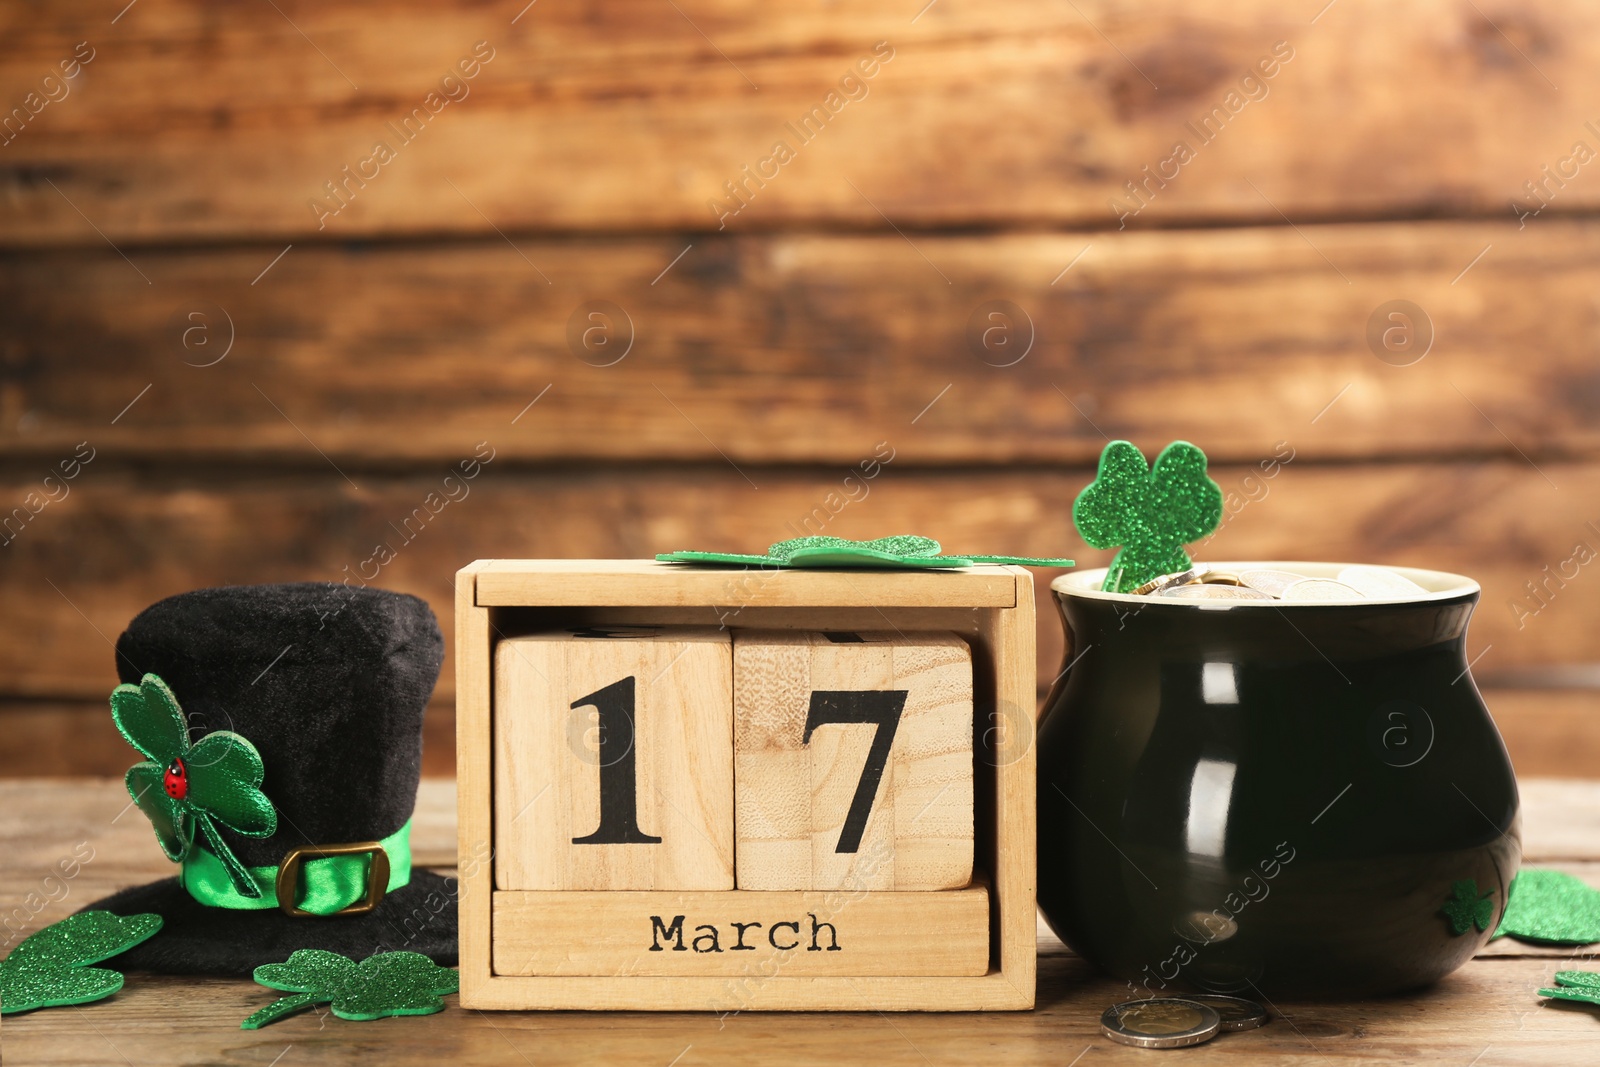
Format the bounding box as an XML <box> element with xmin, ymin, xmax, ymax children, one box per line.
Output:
<box><xmin>1160</xmin><ymin>583</ymin><xmax>1272</xmax><ymax>600</ymax></box>
<box><xmin>1337</xmin><ymin>565</ymin><xmax>1429</xmax><ymax>598</ymax></box>
<box><xmin>1100</xmin><ymin>998</ymin><xmax>1222</xmax><ymax>1049</ymax></box>
<box><xmin>1237</xmin><ymin>568</ymin><xmax>1310</xmax><ymax>598</ymax></box>
<box><xmin>1280</xmin><ymin>578</ymin><xmax>1366</xmax><ymax>601</ymax></box>
<box><xmin>1132</xmin><ymin>565</ymin><xmax>1210</xmax><ymax>596</ymax></box>
<box><xmin>1180</xmin><ymin>994</ymin><xmax>1269</xmax><ymax>1031</ymax></box>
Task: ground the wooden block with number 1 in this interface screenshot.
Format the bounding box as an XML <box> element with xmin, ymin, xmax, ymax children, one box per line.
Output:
<box><xmin>494</xmin><ymin>626</ymin><xmax>734</xmax><ymax>890</ymax></box>
<box><xmin>734</xmin><ymin>630</ymin><xmax>974</xmax><ymax>891</ymax></box>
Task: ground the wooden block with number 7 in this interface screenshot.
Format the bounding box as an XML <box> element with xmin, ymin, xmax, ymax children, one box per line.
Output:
<box><xmin>494</xmin><ymin>627</ymin><xmax>734</xmax><ymax>891</ymax></box>
<box><xmin>734</xmin><ymin>630</ymin><xmax>974</xmax><ymax>891</ymax></box>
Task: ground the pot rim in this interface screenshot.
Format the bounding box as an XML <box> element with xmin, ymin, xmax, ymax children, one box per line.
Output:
<box><xmin>1052</xmin><ymin>561</ymin><xmax>1480</xmax><ymax>609</ymax></box>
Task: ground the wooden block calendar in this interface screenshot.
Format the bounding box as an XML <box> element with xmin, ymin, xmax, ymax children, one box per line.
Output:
<box><xmin>456</xmin><ymin>560</ymin><xmax>1038</xmax><ymax>1011</ymax></box>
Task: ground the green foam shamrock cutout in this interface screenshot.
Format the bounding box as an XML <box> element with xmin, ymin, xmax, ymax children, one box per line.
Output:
<box><xmin>1495</xmin><ymin>869</ymin><xmax>1600</xmax><ymax>944</ymax></box>
<box><xmin>240</xmin><ymin>949</ymin><xmax>459</xmax><ymax>1029</ymax></box>
<box><xmin>1441</xmin><ymin>879</ymin><xmax>1497</xmax><ymax>935</ymax></box>
<box><xmin>658</xmin><ymin>534</ymin><xmax>1073</xmax><ymax>570</ymax></box>
<box><xmin>111</xmin><ymin>673</ymin><xmax>277</xmax><ymax>899</ymax></box>
<box><xmin>1072</xmin><ymin>440</ymin><xmax>1223</xmax><ymax>594</ymax></box>
<box><xmin>0</xmin><ymin>911</ymin><xmax>162</xmax><ymax>1014</ymax></box>
<box><xmin>1537</xmin><ymin>970</ymin><xmax>1600</xmax><ymax>1007</ymax></box>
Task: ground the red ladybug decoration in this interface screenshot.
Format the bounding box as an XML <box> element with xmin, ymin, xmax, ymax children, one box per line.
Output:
<box><xmin>163</xmin><ymin>758</ymin><xmax>188</xmax><ymax>800</ymax></box>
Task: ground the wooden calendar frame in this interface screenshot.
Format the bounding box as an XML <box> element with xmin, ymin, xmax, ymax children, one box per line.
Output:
<box><xmin>455</xmin><ymin>559</ymin><xmax>1037</xmax><ymax>1011</ymax></box>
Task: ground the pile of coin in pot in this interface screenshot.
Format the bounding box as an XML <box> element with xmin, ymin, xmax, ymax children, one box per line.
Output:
<box><xmin>1132</xmin><ymin>564</ymin><xmax>1429</xmax><ymax>602</ymax></box>
<box><xmin>1100</xmin><ymin>994</ymin><xmax>1268</xmax><ymax>1049</ymax></box>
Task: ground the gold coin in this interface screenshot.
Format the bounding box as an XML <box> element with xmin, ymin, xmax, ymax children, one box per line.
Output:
<box><xmin>1160</xmin><ymin>583</ymin><xmax>1272</xmax><ymax>600</ymax></box>
<box><xmin>1337</xmin><ymin>565</ymin><xmax>1429</xmax><ymax>598</ymax></box>
<box><xmin>1200</xmin><ymin>572</ymin><xmax>1244</xmax><ymax>586</ymax></box>
<box><xmin>1280</xmin><ymin>578</ymin><xmax>1365</xmax><ymax>601</ymax></box>
<box><xmin>1100</xmin><ymin>999</ymin><xmax>1221</xmax><ymax>1049</ymax></box>
<box><xmin>1132</xmin><ymin>565</ymin><xmax>1209</xmax><ymax>596</ymax></box>
<box><xmin>1237</xmin><ymin>568</ymin><xmax>1310</xmax><ymax>597</ymax></box>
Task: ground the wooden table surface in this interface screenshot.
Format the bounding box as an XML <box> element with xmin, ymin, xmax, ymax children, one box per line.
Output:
<box><xmin>4</xmin><ymin>778</ymin><xmax>1599</xmax><ymax>1066</ymax></box>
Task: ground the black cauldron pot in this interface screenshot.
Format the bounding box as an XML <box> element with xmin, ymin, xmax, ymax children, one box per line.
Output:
<box><xmin>1036</xmin><ymin>563</ymin><xmax>1520</xmax><ymax>999</ymax></box>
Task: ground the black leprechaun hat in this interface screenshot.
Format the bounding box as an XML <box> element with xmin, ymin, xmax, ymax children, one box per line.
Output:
<box><xmin>82</xmin><ymin>583</ymin><xmax>456</xmax><ymax>976</ymax></box>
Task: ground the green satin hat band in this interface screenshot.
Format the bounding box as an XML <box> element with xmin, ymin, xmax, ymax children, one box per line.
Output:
<box><xmin>180</xmin><ymin>820</ymin><xmax>413</xmax><ymax>915</ymax></box>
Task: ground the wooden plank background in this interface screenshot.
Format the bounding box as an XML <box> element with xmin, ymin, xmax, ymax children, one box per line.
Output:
<box><xmin>1</xmin><ymin>0</ymin><xmax>1596</xmax><ymax>776</ymax></box>
<box><xmin>4</xmin><ymin>0</ymin><xmax>1600</xmax><ymax>240</ymax></box>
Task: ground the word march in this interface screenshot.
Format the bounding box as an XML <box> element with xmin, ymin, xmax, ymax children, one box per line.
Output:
<box><xmin>649</xmin><ymin>913</ymin><xmax>842</xmax><ymax>954</ymax></box>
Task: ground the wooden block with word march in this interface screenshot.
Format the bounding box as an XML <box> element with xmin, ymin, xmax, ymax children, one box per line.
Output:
<box><xmin>493</xmin><ymin>881</ymin><xmax>991</xmax><ymax>978</ymax></box>
<box><xmin>733</xmin><ymin>630</ymin><xmax>974</xmax><ymax>891</ymax></box>
<box><xmin>494</xmin><ymin>627</ymin><xmax>734</xmax><ymax>891</ymax></box>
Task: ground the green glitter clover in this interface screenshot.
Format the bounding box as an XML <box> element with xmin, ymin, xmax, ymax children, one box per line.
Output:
<box><xmin>1441</xmin><ymin>879</ymin><xmax>1496</xmax><ymax>935</ymax></box>
<box><xmin>241</xmin><ymin>950</ymin><xmax>459</xmax><ymax>1029</ymax></box>
<box><xmin>111</xmin><ymin>673</ymin><xmax>277</xmax><ymax>899</ymax></box>
<box><xmin>1072</xmin><ymin>440</ymin><xmax>1224</xmax><ymax>593</ymax></box>
<box><xmin>0</xmin><ymin>911</ymin><xmax>162</xmax><ymax>1014</ymax></box>
<box><xmin>658</xmin><ymin>534</ymin><xmax>1072</xmax><ymax>569</ymax></box>
<box><xmin>1538</xmin><ymin>970</ymin><xmax>1600</xmax><ymax>1007</ymax></box>
<box><xmin>1495</xmin><ymin>869</ymin><xmax>1600</xmax><ymax>944</ymax></box>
